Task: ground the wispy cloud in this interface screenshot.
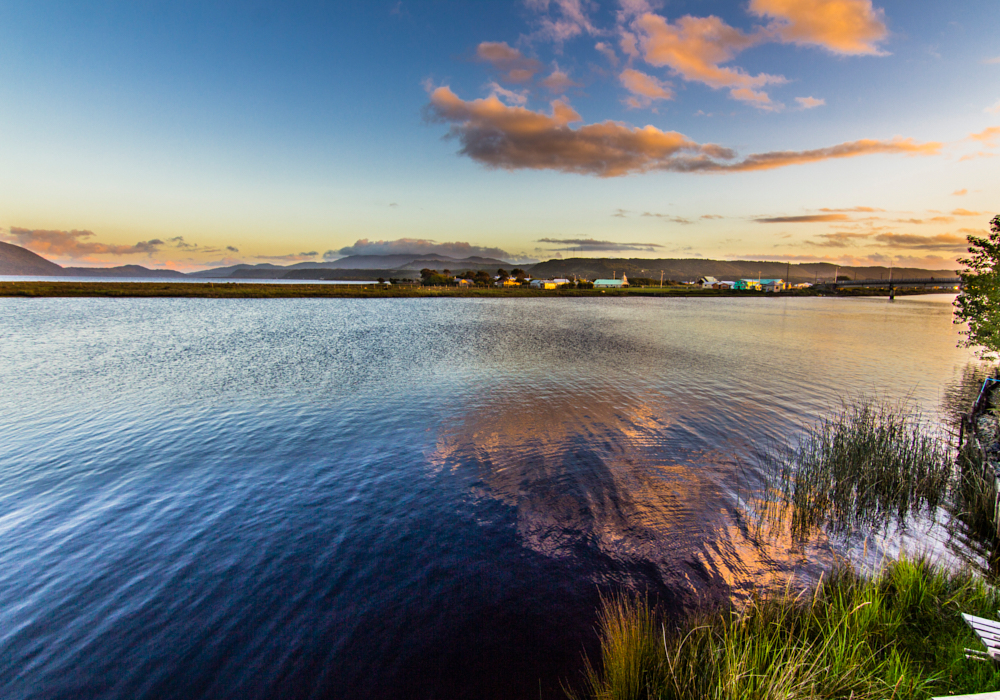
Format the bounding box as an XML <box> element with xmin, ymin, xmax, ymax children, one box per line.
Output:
<box><xmin>872</xmin><ymin>232</ymin><xmax>967</xmax><ymax>251</ymax></box>
<box><xmin>795</xmin><ymin>96</ymin><xmax>826</xmax><ymax>109</ymax></box>
<box><xmin>952</xmin><ymin>208</ymin><xmax>984</xmax><ymax>216</ymax></box>
<box><xmin>524</xmin><ymin>0</ymin><xmax>600</xmax><ymax>44</ymax></box>
<box><xmin>328</xmin><ymin>238</ymin><xmax>515</xmax><ymax>260</ymax></box>
<box><xmin>818</xmin><ymin>206</ymin><xmax>884</xmax><ymax>212</ymax></box>
<box><xmin>952</xmin><ymin>188</ymin><xmax>968</xmax><ymax>196</ymax></box>
<box><xmin>595</xmin><ymin>41</ymin><xmax>619</xmax><ymax>65</ymax></box>
<box><xmin>537</xmin><ymin>237</ymin><xmax>664</xmax><ymax>251</ymax></box>
<box><xmin>476</xmin><ymin>42</ymin><xmax>542</xmax><ymax>83</ymax></box>
<box><xmin>254</xmin><ymin>252</ymin><xmax>319</xmax><ymax>262</ymax></box>
<box><xmin>541</xmin><ymin>67</ymin><xmax>581</xmax><ymax>94</ymax></box>
<box><xmin>757</xmin><ymin>214</ymin><xmax>851</xmax><ymax>223</ymax></box>
<box><xmin>748</xmin><ymin>0</ymin><xmax>889</xmax><ymax>55</ymax></box>
<box><xmin>641</xmin><ymin>212</ymin><xmax>693</xmax><ymax>223</ymax></box>
<box><xmin>985</xmin><ymin>99</ymin><xmax>1000</xmax><ymax>115</ymax></box>
<box><xmin>425</xmin><ymin>85</ymin><xmax>942</xmax><ymax>176</ymax></box>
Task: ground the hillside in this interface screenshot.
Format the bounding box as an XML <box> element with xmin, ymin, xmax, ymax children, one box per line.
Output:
<box><xmin>0</xmin><ymin>241</ymin><xmax>65</xmax><ymax>275</ymax></box>
<box><xmin>62</xmin><ymin>265</ymin><xmax>185</xmax><ymax>278</ymax></box>
<box><xmin>527</xmin><ymin>258</ymin><xmax>958</xmax><ymax>284</ymax></box>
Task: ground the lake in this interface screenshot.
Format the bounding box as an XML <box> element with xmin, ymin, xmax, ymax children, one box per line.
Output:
<box><xmin>0</xmin><ymin>294</ymin><xmax>976</xmax><ymax>699</ymax></box>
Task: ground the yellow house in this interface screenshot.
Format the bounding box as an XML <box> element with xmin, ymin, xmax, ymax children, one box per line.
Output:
<box><xmin>502</xmin><ymin>278</ymin><xmax>521</xmax><ymax>287</ymax></box>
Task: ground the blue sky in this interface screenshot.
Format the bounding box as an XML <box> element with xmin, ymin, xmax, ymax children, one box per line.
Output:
<box><xmin>1</xmin><ymin>0</ymin><xmax>997</xmax><ymax>270</ymax></box>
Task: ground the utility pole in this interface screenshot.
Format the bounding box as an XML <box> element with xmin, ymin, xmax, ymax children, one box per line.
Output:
<box><xmin>660</xmin><ymin>270</ymin><xmax>664</xmax><ymax>287</ymax></box>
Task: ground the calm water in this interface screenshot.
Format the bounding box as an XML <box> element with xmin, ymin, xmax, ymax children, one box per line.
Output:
<box><xmin>0</xmin><ymin>295</ymin><xmax>975</xmax><ymax>699</ymax></box>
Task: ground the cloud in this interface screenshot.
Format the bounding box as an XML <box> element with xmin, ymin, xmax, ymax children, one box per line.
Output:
<box><xmin>808</xmin><ymin>231</ymin><xmax>871</xmax><ymax>247</ymax></box>
<box><xmin>426</xmin><ymin>86</ymin><xmax>942</xmax><ymax>176</ymax></box>
<box><xmin>254</xmin><ymin>252</ymin><xmax>319</xmax><ymax>262</ymax></box>
<box><xmin>633</xmin><ymin>13</ymin><xmax>786</xmax><ymax>108</ymax></box>
<box><xmin>968</xmin><ymin>126</ymin><xmax>1000</xmax><ymax>147</ymax></box>
<box><xmin>952</xmin><ymin>189</ymin><xmax>967</xmax><ymax>196</ymax></box>
<box><xmin>619</xmin><ymin>68</ymin><xmax>674</xmax><ymax>107</ymax></box>
<box><xmin>525</xmin><ymin>0</ymin><xmax>599</xmax><ymax>43</ymax></box>
<box><xmin>701</xmin><ymin>214</ymin><xmax>724</xmax><ymax>219</ymax></box>
<box><xmin>748</xmin><ymin>0</ymin><xmax>888</xmax><ymax>55</ymax></box>
<box><xmin>757</xmin><ymin>214</ymin><xmax>851</xmax><ymax>223</ymax></box>
<box><xmin>329</xmin><ymin>238</ymin><xmax>516</xmax><ymax>261</ymax></box>
<box><xmin>487</xmin><ymin>81</ymin><xmax>529</xmax><ymax>106</ymax></box>
<box><xmin>952</xmin><ymin>208</ymin><xmax>984</xmax><ymax>216</ymax></box>
<box><xmin>818</xmin><ymin>206</ymin><xmax>884</xmax><ymax>212</ymax></box>
<box><xmin>986</xmin><ymin>99</ymin><xmax>1000</xmax><ymax>115</ymax></box>
<box><xmin>541</xmin><ymin>68</ymin><xmax>581</xmax><ymax>93</ymax></box>
<box><xmin>536</xmin><ymin>237</ymin><xmax>665</xmax><ymax>252</ymax></box>
<box><xmin>873</xmin><ymin>232</ymin><xmax>967</xmax><ymax>251</ymax></box>
<box><xmin>475</xmin><ymin>42</ymin><xmax>542</xmax><ymax>83</ymax></box>
<box><xmin>985</xmin><ymin>56</ymin><xmax>1000</xmax><ymax>65</ymax></box>
<box><xmin>226</xmin><ymin>246</ymin><xmax>239</xmax><ymax>253</ymax></box>
<box><xmin>612</xmin><ymin>208</ymin><xmax>629</xmax><ymax>217</ymax></box>
<box><xmin>2</xmin><ymin>227</ymin><xmax>170</xmax><ymax>260</ymax></box>
<box><xmin>595</xmin><ymin>41</ymin><xmax>619</xmax><ymax>65</ymax></box>
<box><xmin>731</xmin><ymin>251</ymin><xmax>959</xmax><ymax>268</ymax></box>
<box><xmin>795</xmin><ymin>96</ymin><xmax>826</xmax><ymax>109</ymax></box>
<box><xmin>641</xmin><ymin>212</ymin><xmax>693</xmax><ymax>223</ymax></box>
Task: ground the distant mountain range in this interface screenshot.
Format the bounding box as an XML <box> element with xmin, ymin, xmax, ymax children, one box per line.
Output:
<box><xmin>0</xmin><ymin>241</ymin><xmax>958</xmax><ymax>283</ymax></box>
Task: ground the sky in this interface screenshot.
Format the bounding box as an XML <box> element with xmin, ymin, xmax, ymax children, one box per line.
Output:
<box><xmin>0</xmin><ymin>0</ymin><xmax>997</xmax><ymax>271</ymax></box>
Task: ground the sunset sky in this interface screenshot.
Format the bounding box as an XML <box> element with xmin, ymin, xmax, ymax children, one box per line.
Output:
<box><xmin>1</xmin><ymin>0</ymin><xmax>997</xmax><ymax>270</ymax></box>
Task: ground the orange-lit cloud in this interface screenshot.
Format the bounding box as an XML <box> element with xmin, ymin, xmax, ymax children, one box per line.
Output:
<box><xmin>633</xmin><ymin>13</ymin><xmax>785</xmax><ymax>107</ymax></box>
<box><xmin>952</xmin><ymin>208</ymin><xmax>984</xmax><ymax>216</ymax></box>
<box><xmin>426</xmin><ymin>85</ymin><xmax>733</xmax><ymax>176</ymax></box>
<box><xmin>986</xmin><ymin>99</ymin><xmax>1000</xmax><ymax>115</ymax></box>
<box><xmin>818</xmin><ymin>206</ymin><xmax>883</xmax><ymax>212</ymax></box>
<box><xmin>968</xmin><ymin>126</ymin><xmax>1000</xmax><ymax>147</ymax></box>
<box><xmin>795</xmin><ymin>96</ymin><xmax>825</xmax><ymax>109</ymax></box>
<box><xmin>749</xmin><ymin>0</ymin><xmax>888</xmax><ymax>55</ymax></box>
<box><xmin>541</xmin><ymin>68</ymin><xmax>580</xmax><ymax>94</ymax></box>
<box><xmin>757</xmin><ymin>214</ymin><xmax>850</xmax><ymax>223</ymax></box>
<box><xmin>735</xmin><ymin>252</ymin><xmax>959</xmax><ymax>269</ymax></box>
<box><xmin>722</xmin><ymin>137</ymin><xmax>941</xmax><ymax>172</ymax></box>
<box><xmin>619</xmin><ymin>68</ymin><xmax>674</xmax><ymax>107</ymax></box>
<box><xmin>952</xmin><ymin>189</ymin><xmax>968</xmax><ymax>196</ymax></box>
<box><xmin>426</xmin><ymin>86</ymin><xmax>942</xmax><ymax>176</ymax></box>
<box><xmin>537</xmin><ymin>237</ymin><xmax>664</xmax><ymax>252</ymax></box>
<box><xmin>873</xmin><ymin>232</ymin><xmax>967</xmax><ymax>251</ymax></box>
<box><xmin>808</xmin><ymin>231</ymin><xmax>871</xmax><ymax>247</ymax></box>
<box><xmin>476</xmin><ymin>42</ymin><xmax>542</xmax><ymax>83</ymax></box>
<box><xmin>3</xmin><ymin>227</ymin><xmax>165</xmax><ymax>260</ymax></box>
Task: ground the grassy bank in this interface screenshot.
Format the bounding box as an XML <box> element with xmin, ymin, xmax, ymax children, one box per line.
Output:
<box><xmin>574</xmin><ymin>557</ymin><xmax>1000</xmax><ymax>700</ymax></box>
<box><xmin>0</xmin><ymin>280</ymin><xmax>867</xmax><ymax>299</ymax></box>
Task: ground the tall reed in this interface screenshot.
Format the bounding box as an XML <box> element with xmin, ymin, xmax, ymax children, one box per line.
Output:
<box><xmin>757</xmin><ymin>397</ymin><xmax>953</xmax><ymax>539</ymax></box>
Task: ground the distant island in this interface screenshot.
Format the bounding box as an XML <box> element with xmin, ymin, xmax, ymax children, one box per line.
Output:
<box><xmin>0</xmin><ymin>240</ymin><xmax>956</xmax><ymax>285</ymax></box>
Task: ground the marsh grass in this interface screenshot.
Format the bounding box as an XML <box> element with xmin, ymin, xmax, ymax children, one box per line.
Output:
<box><xmin>572</xmin><ymin>557</ymin><xmax>1000</xmax><ymax>700</ymax></box>
<box><xmin>756</xmin><ymin>398</ymin><xmax>953</xmax><ymax>539</ymax></box>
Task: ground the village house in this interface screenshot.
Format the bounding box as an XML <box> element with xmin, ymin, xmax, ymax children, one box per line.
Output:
<box><xmin>594</xmin><ymin>275</ymin><xmax>628</xmax><ymax>288</ymax></box>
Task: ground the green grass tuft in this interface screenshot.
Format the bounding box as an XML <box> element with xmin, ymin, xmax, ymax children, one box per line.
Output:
<box><xmin>572</xmin><ymin>557</ymin><xmax>1000</xmax><ymax>700</ymax></box>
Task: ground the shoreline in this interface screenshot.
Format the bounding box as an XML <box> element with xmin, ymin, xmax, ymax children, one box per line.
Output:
<box><xmin>0</xmin><ymin>281</ymin><xmax>942</xmax><ymax>299</ymax></box>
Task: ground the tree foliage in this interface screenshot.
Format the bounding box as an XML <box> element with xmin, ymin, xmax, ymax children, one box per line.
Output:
<box><xmin>955</xmin><ymin>215</ymin><xmax>1000</xmax><ymax>358</ymax></box>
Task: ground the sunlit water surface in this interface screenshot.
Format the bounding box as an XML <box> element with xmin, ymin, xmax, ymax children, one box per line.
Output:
<box><xmin>0</xmin><ymin>295</ymin><xmax>975</xmax><ymax>699</ymax></box>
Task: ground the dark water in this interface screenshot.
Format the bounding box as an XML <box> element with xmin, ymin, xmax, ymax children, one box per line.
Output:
<box><xmin>0</xmin><ymin>295</ymin><xmax>974</xmax><ymax>699</ymax></box>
